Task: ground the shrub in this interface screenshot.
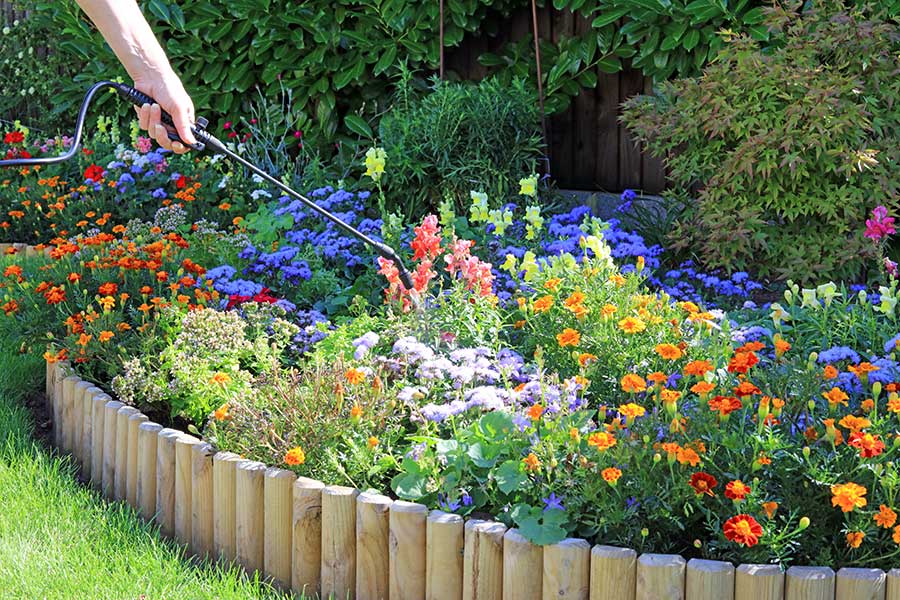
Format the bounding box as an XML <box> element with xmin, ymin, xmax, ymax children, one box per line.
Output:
<box><xmin>621</xmin><ymin>1</ymin><xmax>900</xmax><ymax>282</ymax></box>
<box><xmin>378</xmin><ymin>74</ymin><xmax>544</xmax><ymax>218</ymax></box>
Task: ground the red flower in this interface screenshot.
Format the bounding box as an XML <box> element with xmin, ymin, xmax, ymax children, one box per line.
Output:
<box><xmin>725</xmin><ymin>480</ymin><xmax>751</xmax><ymax>501</ymax></box>
<box><xmin>723</xmin><ymin>514</ymin><xmax>763</xmax><ymax>547</ymax></box>
<box><xmin>4</xmin><ymin>131</ymin><xmax>24</xmax><ymax>144</ymax></box>
<box><xmin>689</xmin><ymin>472</ymin><xmax>718</xmax><ymax>496</ymax></box>
<box><xmin>410</xmin><ymin>215</ymin><xmax>442</xmax><ymax>261</ymax></box>
<box><xmin>849</xmin><ymin>432</ymin><xmax>886</xmax><ymax>458</ymax></box>
<box><xmin>84</xmin><ymin>164</ymin><xmax>105</xmax><ymax>182</ymax></box>
<box><xmin>176</xmin><ymin>175</ymin><xmax>188</xmax><ymax>189</ymax></box>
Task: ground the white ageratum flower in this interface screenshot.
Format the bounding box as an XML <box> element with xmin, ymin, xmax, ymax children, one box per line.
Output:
<box><xmin>250</xmin><ymin>189</ymin><xmax>272</xmax><ymax>200</ymax></box>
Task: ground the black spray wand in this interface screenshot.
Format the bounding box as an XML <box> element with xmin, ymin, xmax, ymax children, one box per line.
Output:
<box><xmin>0</xmin><ymin>81</ymin><xmax>416</xmax><ymax>291</ymax></box>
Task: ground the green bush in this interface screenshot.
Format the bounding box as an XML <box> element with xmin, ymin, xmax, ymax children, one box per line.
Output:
<box><xmin>621</xmin><ymin>1</ymin><xmax>900</xmax><ymax>282</ymax></box>
<box><xmin>378</xmin><ymin>74</ymin><xmax>544</xmax><ymax>217</ymax></box>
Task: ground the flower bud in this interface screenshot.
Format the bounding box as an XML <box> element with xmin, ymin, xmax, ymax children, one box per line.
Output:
<box><xmin>798</xmin><ymin>517</ymin><xmax>810</xmax><ymax>530</ymax></box>
<box><xmin>641</xmin><ymin>528</ymin><xmax>649</xmax><ymax>538</ymax></box>
<box><xmin>642</xmin><ymin>435</ymin><xmax>650</xmax><ymax>444</ymax></box>
<box><xmin>653</xmin><ymin>453</ymin><xmax>661</xmax><ymax>464</ymax></box>
<box><xmin>807</xmin><ymin>399</ymin><xmax>816</xmax><ymax>412</ymax></box>
<box><xmin>873</xmin><ymin>381</ymin><xmax>882</xmax><ymax>401</ymax></box>
<box><xmin>802</xmin><ymin>446</ymin><xmax>811</xmax><ymax>458</ymax></box>
<box><xmin>693</xmin><ymin>539</ymin><xmax>702</xmax><ymax>549</ymax></box>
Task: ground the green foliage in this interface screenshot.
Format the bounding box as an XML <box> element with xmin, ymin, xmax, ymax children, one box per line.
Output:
<box><xmin>378</xmin><ymin>73</ymin><xmax>544</xmax><ymax>217</ymax></box>
<box><xmin>621</xmin><ymin>1</ymin><xmax>900</xmax><ymax>281</ymax></box>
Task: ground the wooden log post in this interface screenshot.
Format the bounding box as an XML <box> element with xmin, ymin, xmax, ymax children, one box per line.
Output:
<box><xmin>44</xmin><ymin>358</ymin><xmax>53</xmax><ymax>408</ymax></box>
<box><xmin>321</xmin><ymin>485</ymin><xmax>359</xmax><ymax>600</ymax></box>
<box><xmin>356</xmin><ymin>492</ymin><xmax>392</xmax><ymax>600</ymax></box>
<box><xmin>502</xmin><ymin>529</ymin><xmax>542</xmax><ymax>600</ymax></box>
<box><xmin>101</xmin><ymin>400</ymin><xmax>124</xmax><ymax>498</ymax></box>
<box><xmin>175</xmin><ymin>434</ymin><xmax>202</xmax><ymax>547</ymax></box>
<box><xmin>136</xmin><ymin>421</ymin><xmax>162</xmax><ymax>521</ymax></box>
<box><xmin>90</xmin><ymin>393</ymin><xmax>109</xmax><ymax>489</ymax></box>
<box><xmin>71</xmin><ymin>380</ymin><xmax>91</xmax><ymax>469</ymax></box>
<box><xmin>590</xmin><ymin>545</ymin><xmax>637</xmax><ymax>600</ymax></box>
<box><xmin>235</xmin><ymin>460</ymin><xmax>267</xmax><ymax>575</ymax></box>
<box><xmin>293</xmin><ymin>477</ymin><xmax>325</xmax><ymax>597</ymax></box>
<box><xmin>264</xmin><ymin>467</ymin><xmax>297</xmax><ymax>590</ymax></box>
<box><xmin>836</xmin><ymin>568</ymin><xmax>885</xmax><ymax>600</ymax></box>
<box><xmin>785</xmin><ymin>567</ymin><xmax>835</xmax><ymax>600</ymax></box>
<box><xmin>463</xmin><ymin>520</ymin><xmax>506</xmax><ymax>600</ymax></box>
<box><xmin>389</xmin><ymin>500</ymin><xmax>427</xmax><ymax>600</ymax></box>
<box><xmin>544</xmin><ymin>538</ymin><xmax>590</xmax><ymax>600</ymax></box>
<box><xmin>114</xmin><ymin>406</ymin><xmax>139</xmax><ymax>501</ymax></box>
<box><xmin>687</xmin><ymin>559</ymin><xmax>735</xmax><ymax>600</ymax></box>
<box><xmin>155</xmin><ymin>428</ymin><xmax>181</xmax><ymax>537</ymax></box>
<box><xmin>636</xmin><ymin>554</ymin><xmax>686</xmax><ymax>600</ymax></box>
<box><xmin>81</xmin><ymin>386</ymin><xmax>101</xmax><ymax>478</ymax></box>
<box><xmin>51</xmin><ymin>365</ymin><xmax>67</xmax><ymax>447</ymax></box>
<box><xmin>213</xmin><ymin>451</ymin><xmax>241</xmax><ymax>562</ymax></box>
<box><xmin>190</xmin><ymin>442</ymin><xmax>215</xmax><ymax>559</ymax></box>
<box><xmin>61</xmin><ymin>376</ymin><xmax>79</xmax><ymax>452</ymax></box>
<box><xmin>126</xmin><ymin>411</ymin><xmax>148</xmax><ymax>506</ymax></box>
<box><xmin>426</xmin><ymin>510</ymin><xmax>464</xmax><ymax>600</ymax></box>
<box><xmin>888</xmin><ymin>570</ymin><xmax>900</xmax><ymax>600</ymax></box>
<box><xmin>736</xmin><ymin>564</ymin><xmax>784</xmax><ymax>600</ymax></box>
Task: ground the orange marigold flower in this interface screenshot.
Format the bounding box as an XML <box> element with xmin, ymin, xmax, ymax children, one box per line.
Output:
<box><xmin>875</xmin><ymin>505</ymin><xmax>897</xmax><ymax>529</ymax></box>
<box><xmin>733</xmin><ymin>381</ymin><xmax>761</xmax><ymax>397</ymax></box>
<box><xmin>691</xmin><ymin>381</ymin><xmax>716</xmax><ymax>396</ymax></box>
<box><xmin>618</xmin><ymin>403</ymin><xmax>646</xmax><ymax>420</ymax></box>
<box><xmin>44</xmin><ymin>286</ymin><xmax>66</xmax><ymax>305</ymax></box>
<box><xmin>676</xmin><ymin>447</ymin><xmax>701</xmax><ymax>467</ymax></box>
<box><xmin>156</xmin><ymin>271</ymin><xmax>168</xmax><ymax>282</ymax></box>
<box><xmin>660</xmin><ymin>389</ymin><xmax>681</xmax><ymax>404</ymax></box>
<box><xmin>578</xmin><ymin>352</ymin><xmax>597</xmax><ymax>367</ymax></box>
<box><xmin>528</xmin><ymin>404</ymin><xmax>544</xmax><ymax>421</ymax></box>
<box><xmin>514</xmin><ymin>320</ymin><xmax>526</xmax><ymax>329</ymax></box>
<box><xmin>543</xmin><ymin>277</ymin><xmax>562</xmax><ymax>291</ymax></box>
<box><xmin>655</xmin><ymin>343</ymin><xmax>683</xmax><ymax>360</ymax></box>
<box><xmin>723</xmin><ymin>514</ymin><xmax>763</xmax><ymax>547</ymax></box>
<box><xmin>609</xmin><ymin>274</ymin><xmax>626</xmax><ymax>287</ymax></box>
<box><xmin>822</xmin><ymin>387</ymin><xmax>849</xmax><ymax>408</ymax></box>
<box><xmin>76</xmin><ymin>333</ymin><xmax>92</xmax><ymax>347</ymax></box>
<box><xmin>140</xmin><ymin>285</ymin><xmax>152</xmax><ymax>295</ymax></box>
<box><xmin>832</xmin><ymin>482</ymin><xmax>868</xmax><ymax>513</ymax></box>
<box><xmin>689</xmin><ymin>472</ymin><xmax>718</xmax><ymax>496</ymax></box>
<box><xmin>368</xmin><ymin>436</ymin><xmax>379</xmax><ymax>449</ymax></box>
<box><xmin>533</xmin><ymin>295</ymin><xmax>554</xmax><ymax>314</ymax></box>
<box><xmin>601</xmin><ymin>304</ymin><xmax>617</xmax><ymax>318</ymax></box>
<box><xmin>728</xmin><ymin>351</ymin><xmax>759</xmax><ymax>374</ymax></box>
<box><xmin>98</xmin><ymin>282</ymin><xmax>118</xmax><ymax>296</ymax></box>
<box><xmin>1</xmin><ymin>300</ymin><xmax>18</xmax><ymax>315</ymax></box>
<box><xmin>214</xmin><ymin>403</ymin><xmax>230</xmax><ymax>421</ymax></box>
<box><xmin>823</xmin><ymin>365</ymin><xmax>839</xmax><ymax>379</ymax></box>
<box><xmin>774</xmin><ymin>336</ymin><xmax>791</xmax><ymax>356</ymax></box>
<box><xmin>849</xmin><ymin>432</ymin><xmax>885</xmax><ymax>458</ymax></box>
<box><xmin>284</xmin><ymin>446</ymin><xmax>306</xmax><ymax>466</ymax></box>
<box><xmin>556</xmin><ymin>328</ymin><xmax>580</xmax><ymax>347</ymax></box>
<box><xmin>620</xmin><ymin>373</ymin><xmax>647</xmax><ymax>394</ymax></box>
<box><xmin>3</xmin><ymin>265</ymin><xmax>22</xmax><ymax>278</ymax></box>
<box><xmin>756</xmin><ymin>453</ymin><xmax>772</xmax><ymax>466</ymax></box>
<box><xmin>522</xmin><ymin>452</ymin><xmax>541</xmax><ymax>472</ymax></box>
<box><xmin>98</xmin><ymin>330</ymin><xmax>114</xmax><ymax>343</ymax></box>
<box><xmin>602</xmin><ymin>467</ymin><xmax>622</xmax><ymax>484</ymax></box>
<box><xmin>618</xmin><ymin>316</ymin><xmax>646</xmax><ymax>334</ymax></box>
<box><xmin>839</xmin><ymin>415</ymin><xmax>871</xmax><ymax>432</ymax></box>
<box><xmin>647</xmin><ymin>371</ymin><xmax>668</xmax><ymax>384</ymax></box>
<box><xmin>761</xmin><ymin>501</ymin><xmax>778</xmax><ymax>519</ymax></box>
<box><xmin>661</xmin><ymin>442</ymin><xmax>680</xmax><ymax>456</ymax></box>
<box><xmin>67</xmin><ymin>272</ymin><xmax>81</xmax><ymax>283</ymax></box>
<box><xmin>680</xmin><ymin>301</ymin><xmax>700</xmax><ymax>313</ymax></box>
<box><xmin>848</xmin><ymin>362</ymin><xmax>880</xmax><ymax>379</ymax></box>
<box><xmin>736</xmin><ymin>341</ymin><xmax>765</xmax><ymax>353</ymax></box>
<box><xmin>724</xmin><ymin>480</ymin><xmax>751</xmax><ymax>501</ymax></box>
<box><xmin>564</xmin><ymin>291</ymin><xmax>585</xmax><ymax>308</ymax></box>
<box><xmin>587</xmin><ymin>431</ymin><xmax>617</xmax><ymax>452</ymax></box>
<box><xmin>895</xmin><ymin>526</ymin><xmax>900</xmax><ymax>545</ymax></box>
<box><xmin>345</xmin><ymin>368</ymin><xmax>365</xmax><ymax>385</ymax></box>
<box><xmin>888</xmin><ymin>396</ymin><xmax>900</xmax><ymax>413</ymax></box>
<box><xmin>209</xmin><ymin>372</ymin><xmax>232</xmax><ymax>387</ymax></box>
<box><xmin>846</xmin><ymin>531</ymin><xmax>865</xmax><ymax>549</ymax></box>
<box><xmin>117</xmin><ymin>322</ymin><xmax>131</xmax><ymax>332</ymax></box>
<box><xmin>684</xmin><ymin>360</ymin><xmax>714</xmax><ymax>377</ymax></box>
<box><xmin>861</xmin><ymin>398</ymin><xmax>875</xmax><ymax>412</ymax></box>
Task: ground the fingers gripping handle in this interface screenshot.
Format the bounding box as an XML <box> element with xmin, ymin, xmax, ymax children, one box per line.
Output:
<box><xmin>113</xmin><ymin>84</ymin><xmax>208</xmax><ymax>151</ymax></box>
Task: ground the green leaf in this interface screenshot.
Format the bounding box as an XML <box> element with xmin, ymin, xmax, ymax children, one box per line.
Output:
<box><xmin>682</xmin><ymin>29</ymin><xmax>701</xmax><ymax>51</ymax></box>
<box><xmin>597</xmin><ymin>56</ymin><xmax>623</xmax><ymax>73</ymax></box>
<box><xmin>591</xmin><ymin>7</ymin><xmax>629</xmax><ymax>28</ymax></box>
<box><xmin>467</xmin><ymin>443</ymin><xmax>497</xmax><ymax>468</ymax></box>
<box><xmin>392</xmin><ymin>471</ymin><xmax>427</xmax><ymax>500</ymax></box>
<box><xmin>516</xmin><ymin>508</ymin><xmax>568</xmax><ymax>545</ymax></box>
<box><xmin>742</xmin><ymin>7</ymin><xmax>766</xmax><ymax>24</ymax></box>
<box><xmin>495</xmin><ymin>461</ymin><xmax>526</xmax><ymax>495</ymax></box>
<box><xmin>373</xmin><ymin>45</ymin><xmax>398</xmax><ymax>76</ymax></box>
<box><xmin>344</xmin><ymin>115</ymin><xmax>373</xmax><ymax>138</ymax></box>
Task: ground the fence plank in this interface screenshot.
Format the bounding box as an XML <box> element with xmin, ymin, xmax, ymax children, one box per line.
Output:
<box><xmin>686</xmin><ymin>559</ymin><xmax>735</xmax><ymax>600</ymax></box>
<box><xmin>636</xmin><ymin>554</ymin><xmax>685</xmax><ymax>600</ymax></box>
<box><xmin>618</xmin><ymin>67</ymin><xmax>646</xmax><ymax>192</ymax></box>
<box><xmin>235</xmin><ymin>460</ymin><xmax>267</xmax><ymax>575</ymax></box>
<box><xmin>213</xmin><ymin>451</ymin><xmax>241</xmax><ymax>562</ymax></box>
<box><xmin>321</xmin><ymin>485</ymin><xmax>359</xmax><ymax>600</ymax></box>
<box><xmin>639</xmin><ymin>77</ymin><xmax>667</xmax><ymax>193</ymax></box>
<box><xmin>786</xmin><ymin>567</ymin><xmax>835</xmax><ymax>600</ymax></box>
<box><xmin>887</xmin><ymin>570</ymin><xmax>900</xmax><ymax>600</ymax></box>
<box><xmin>155</xmin><ymin>428</ymin><xmax>180</xmax><ymax>537</ymax></box>
<box><xmin>572</xmin><ymin>14</ymin><xmax>597</xmax><ymax>189</ymax></box>
<box><xmin>264</xmin><ymin>467</ymin><xmax>296</xmax><ymax>590</ymax></box>
<box><xmin>293</xmin><ymin>477</ymin><xmax>325</xmax><ymax>597</ymax></box>
<box><xmin>356</xmin><ymin>492</ymin><xmax>392</xmax><ymax>600</ymax></box>
<box><xmin>389</xmin><ymin>500</ymin><xmax>427</xmax><ymax>600</ymax></box>
<box><xmin>126</xmin><ymin>412</ymin><xmax>148</xmax><ymax>506</ymax></box>
<box><xmin>502</xmin><ymin>528</ymin><xmax>542</xmax><ymax>600</ymax></box>
<box><xmin>81</xmin><ymin>386</ymin><xmax>101</xmax><ymax>477</ymax></box>
<box><xmin>175</xmin><ymin>434</ymin><xmax>202</xmax><ymax>546</ymax></box>
<box><xmin>190</xmin><ymin>442</ymin><xmax>215</xmax><ymax>559</ymax></box>
<box><xmin>102</xmin><ymin>400</ymin><xmax>124</xmax><ymax>498</ymax></box>
<box><xmin>590</xmin><ymin>545</ymin><xmax>636</xmax><ymax>600</ymax></box>
<box><xmin>114</xmin><ymin>406</ymin><xmax>138</xmax><ymax>501</ymax></box>
<box><xmin>544</xmin><ymin>538</ymin><xmax>590</xmax><ymax>600</ymax></box>
<box><xmin>835</xmin><ymin>568</ymin><xmax>885</xmax><ymax>600</ymax></box>
<box><xmin>90</xmin><ymin>393</ymin><xmax>108</xmax><ymax>489</ymax></box>
<box><xmin>463</xmin><ymin>520</ymin><xmax>506</xmax><ymax>600</ymax></box>
<box><xmin>736</xmin><ymin>564</ymin><xmax>784</xmax><ymax>600</ymax></box>
<box><xmin>426</xmin><ymin>510</ymin><xmax>464</xmax><ymax>600</ymax></box>
<box><xmin>136</xmin><ymin>421</ymin><xmax>161</xmax><ymax>520</ymax></box>
<box><xmin>52</xmin><ymin>365</ymin><xmax>67</xmax><ymax>447</ymax></box>
<box><xmin>61</xmin><ymin>376</ymin><xmax>79</xmax><ymax>452</ymax></box>
<box><xmin>71</xmin><ymin>380</ymin><xmax>91</xmax><ymax>468</ymax></box>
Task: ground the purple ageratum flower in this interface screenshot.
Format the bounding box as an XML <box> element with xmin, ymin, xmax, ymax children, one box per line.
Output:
<box><xmin>420</xmin><ymin>400</ymin><xmax>468</xmax><ymax>422</ymax></box>
<box><xmin>398</xmin><ymin>386</ymin><xmax>428</xmax><ymax>405</ymax></box>
<box><xmin>417</xmin><ymin>357</ymin><xmax>454</xmax><ymax>380</ymax></box>
<box><xmin>865</xmin><ymin>206</ymin><xmax>896</xmax><ymax>241</ymax></box>
<box><xmin>817</xmin><ymin>346</ymin><xmax>862</xmax><ymax>365</ymax></box>
<box><xmin>465</xmin><ymin>386</ymin><xmax>509</xmax><ymax>412</ymax></box>
<box><xmin>884</xmin><ymin>334</ymin><xmax>900</xmax><ymax>355</ymax></box>
<box><xmin>352</xmin><ymin>332</ymin><xmax>380</xmax><ymax>360</ymax></box>
<box><xmin>393</xmin><ymin>337</ymin><xmax>436</xmax><ymax>363</ymax></box>
<box><xmin>542</xmin><ymin>492</ymin><xmax>565</xmax><ymax>512</ymax></box>
<box><xmin>405</xmin><ymin>442</ymin><xmax>427</xmax><ymax>462</ymax></box>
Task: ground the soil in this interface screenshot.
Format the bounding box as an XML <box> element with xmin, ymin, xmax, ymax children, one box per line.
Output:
<box><xmin>22</xmin><ymin>388</ymin><xmax>54</xmax><ymax>449</ymax></box>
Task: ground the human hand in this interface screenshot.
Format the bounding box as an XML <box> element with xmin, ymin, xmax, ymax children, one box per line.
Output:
<box><xmin>132</xmin><ymin>70</ymin><xmax>197</xmax><ymax>154</ymax></box>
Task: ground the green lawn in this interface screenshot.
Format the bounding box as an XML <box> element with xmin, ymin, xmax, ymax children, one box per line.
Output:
<box><xmin>0</xmin><ymin>327</ymin><xmax>295</xmax><ymax>600</ymax></box>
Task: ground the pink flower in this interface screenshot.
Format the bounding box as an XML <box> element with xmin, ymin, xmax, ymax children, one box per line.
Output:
<box><xmin>135</xmin><ymin>136</ymin><xmax>153</xmax><ymax>154</ymax></box>
<box><xmin>411</xmin><ymin>215</ymin><xmax>442</xmax><ymax>261</ymax></box>
<box><xmin>885</xmin><ymin>257</ymin><xmax>898</xmax><ymax>278</ymax></box>
<box><xmin>223</xmin><ymin>121</ymin><xmax>232</xmax><ymax>130</ymax></box>
<box><xmin>865</xmin><ymin>206</ymin><xmax>896</xmax><ymax>241</ymax></box>
<box><xmin>294</xmin><ymin>130</ymin><xmax>303</xmax><ymax>139</ymax></box>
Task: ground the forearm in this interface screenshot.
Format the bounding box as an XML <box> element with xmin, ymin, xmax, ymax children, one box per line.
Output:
<box><xmin>74</xmin><ymin>0</ymin><xmax>174</xmax><ymax>81</ymax></box>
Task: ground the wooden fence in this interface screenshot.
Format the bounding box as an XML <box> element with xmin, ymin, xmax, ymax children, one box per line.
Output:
<box><xmin>16</xmin><ymin>301</ymin><xmax>894</xmax><ymax>600</ymax></box>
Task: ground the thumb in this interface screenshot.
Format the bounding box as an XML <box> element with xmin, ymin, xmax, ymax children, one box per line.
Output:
<box><xmin>170</xmin><ymin>105</ymin><xmax>197</xmax><ymax>146</ymax></box>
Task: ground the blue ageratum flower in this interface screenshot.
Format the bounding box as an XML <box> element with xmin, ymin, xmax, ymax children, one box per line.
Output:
<box><xmin>817</xmin><ymin>346</ymin><xmax>862</xmax><ymax>365</ymax></box>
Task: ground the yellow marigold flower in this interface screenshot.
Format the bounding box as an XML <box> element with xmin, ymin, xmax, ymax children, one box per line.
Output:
<box><xmin>680</xmin><ymin>301</ymin><xmax>699</xmax><ymax>313</ymax></box>
<box><xmin>846</xmin><ymin>531</ymin><xmax>865</xmax><ymax>549</ymax></box>
<box><xmin>602</xmin><ymin>467</ymin><xmax>622</xmax><ymax>484</ymax></box>
<box><xmin>284</xmin><ymin>446</ymin><xmax>306</xmax><ymax>466</ymax></box>
<box><xmin>831</xmin><ymin>482</ymin><xmax>868</xmax><ymax>513</ymax></box>
<box><xmin>618</xmin><ymin>403</ymin><xmax>646</xmax><ymax>419</ymax></box>
<box><xmin>875</xmin><ymin>505</ymin><xmax>897</xmax><ymax>529</ymax></box>
<box><xmin>564</xmin><ymin>291</ymin><xmax>585</xmax><ymax>308</ymax></box>
<box><xmin>587</xmin><ymin>431</ymin><xmax>617</xmax><ymax>451</ymax></box>
<box><xmin>655</xmin><ymin>343</ymin><xmax>683</xmax><ymax>360</ymax></box>
<box><xmin>838</xmin><ymin>415</ymin><xmax>871</xmax><ymax>432</ymax></box>
<box><xmin>556</xmin><ymin>328</ymin><xmax>580</xmax><ymax>347</ymax></box>
<box><xmin>609</xmin><ymin>274</ymin><xmax>626</xmax><ymax>287</ymax></box>
<box><xmin>888</xmin><ymin>395</ymin><xmax>900</xmax><ymax>413</ymax></box>
<box><xmin>544</xmin><ymin>278</ymin><xmax>561</xmax><ymax>291</ymax></box>
<box><xmin>822</xmin><ymin>387</ymin><xmax>849</xmax><ymax>408</ymax></box>
<box><xmin>661</xmin><ymin>389</ymin><xmax>682</xmax><ymax>404</ymax></box>
<box><xmin>533</xmin><ymin>295</ymin><xmax>554</xmax><ymax>314</ymax></box>
<box><xmin>601</xmin><ymin>304</ymin><xmax>617</xmax><ymax>318</ymax></box>
<box><xmin>350</xmin><ymin>404</ymin><xmax>363</xmax><ymax>419</ymax></box>
<box><xmin>676</xmin><ymin>447</ymin><xmax>700</xmax><ymax>467</ymax></box>
<box><xmin>618</xmin><ymin>316</ymin><xmax>646</xmax><ymax>334</ymax></box>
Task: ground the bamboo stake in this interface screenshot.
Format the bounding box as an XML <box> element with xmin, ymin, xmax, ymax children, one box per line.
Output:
<box><xmin>81</xmin><ymin>386</ymin><xmax>101</xmax><ymax>477</ymax></box>
<box><xmin>155</xmin><ymin>428</ymin><xmax>181</xmax><ymax>537</ymax></box>
<box><xmin>293</xmin><ymin>477</ymin><xmax>325</xmax><ymax>597</ymax></box>
<box><xmin>636</xmin><ymin>554</ymin><xmax>686</xmax><ymax>600</ymax></box>
<box><xmin>264</xmin><ymin>467</ymin><xmax>297</xmax><ymax>590</ymax></box>
<box><xmin>736</xmin><ymin>564</ymin><xmax>784</xmax><ymax>600</ymax></box>
<box><xmin>389</xmin><ymin>500</ymin><xmax>427</xmax><ymax>600</ymax></box>
<box><xmin>90</xmin><ymin>393</ymin><xmax>109</xmax><ymax>489</ymax></box>
<box><xmin>502</xmin><ymin>528</ymin><xmax>542</xmax><ymax>600</ymax></box>
<box><xmin>321</xmin><ymin>485</ymin><xmax>359</xmax><ymax>600</ymax></box>
<box><xmin>686</xmin><ymin>559</ymin><xmax>735</xmax><ymax>600</ymax></box>
<box><xmin>136</xmin><ymin>421</ymin><xmax>162</xmax><ymax>521</ymax></box>
<box><xmin>835</xmin><ymin>568</ymin><xmax>885</xmax><ymax>600</ymax></box>
<box><xmin>426</xmin><ymin>510</ymin><xmax>464</xmax><ymax>600</ymax></box>
<box><xmin>190</xmin><ymin>442</ymin><xmax>215</xmax><ymax>559</ymax></box>
<box><xmin>213</xmin><ymin>451</ymin><xmax>241</xmax><ymax>562</ymax></box>
<box><xmin>126</xmin><ymin>411</ymin><xmax>148</xmax><ymax>506</ymax></box>
<box><xmin>785</xmin><ymin>567</ymin><xmax>835</xmax><ymax>600</ymax></box>
<box><xmin>114</xmin><ymin>406</ymin><xmax>138</xmax><ymax>501</ymax></box>
<box><xmin>61</xmin><ymin>376</ymin><xmax>79</xmax><ymax>452</ymax></box>
<box><xmin>235</xmin><ymin>460</ymin><xmax>267</xmax><ymax>575</ymax></box>
<box><xmin>544</xmin><ymin>538</ymin><xmax>590</xmax><ymax>600</ymax></box>
<box><xmin>356</xmin><ymin>492</ymin><xmax>392</xmax><ymax>600</ymax></box>
<box><xmin>175</xmin><ymin>434</ymin><xmax>202</xmax><ymax>547</ymax></box>
<box><xmin>887</xmin><ymin>570</ymin><xmax>900</xmax><ymax>600</ymax></box>
<box><xmin>590</xmin><ymin>545</ymin><xmax>637</xmax><ymax>600</ymax></box>
<box><xmin>463</xmin><ymin>520</ymin><xmax>506</xmax><ymax>600</ymax></box>
<box><xmin>101</xmin><ymin>400</ymin><xmax>124</xmax><ymax>498</ymax></box>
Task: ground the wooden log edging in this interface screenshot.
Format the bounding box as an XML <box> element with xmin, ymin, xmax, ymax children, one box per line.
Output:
<box><xmin>42</xmin><ymin>350</ymin><xmax>898</xmax><ymax>600</ymax></box>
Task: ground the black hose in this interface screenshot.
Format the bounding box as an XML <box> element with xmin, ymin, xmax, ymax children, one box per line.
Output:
<box><xmin>0</xmin><ymin>81</ymin><xmax>415</xmax><ymax>291</ymax></box>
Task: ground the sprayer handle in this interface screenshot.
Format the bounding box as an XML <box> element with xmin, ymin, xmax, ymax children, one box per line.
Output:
<box><xmin>113</xmin><ymin>84</ymin><xmax>208</xmax><ymax>151</ymax></box>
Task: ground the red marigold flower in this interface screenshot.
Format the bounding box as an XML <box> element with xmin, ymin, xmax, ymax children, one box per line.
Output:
<box><xmin>723</xmin><ymin>514</ymin><xmax>763</xmax><ymax>547</ymax></box>
<box><xmin>98</xmin><ymin>282</ymin><xmax>118</xmax><ymax>297</ymax></box>
<box><xmin>733</xmin><ymin>381</ymin><xmax>761</xmax><ymax>397</ymax></box>
<box><xmin>725</xmin><ymin>480</ymin><xmax>751</xmax><ymax>501</ymax></box>
<box><xmin>689</xmin><ymin>472</ymin><xmax>718</xmax><ymax>496</ymax></box>
<box><xmin>849</xmin><ymin>432</ymin><xmax>885</xmax><ymax>458</ymax></box>
<box><xmin>727</xmin><ymin>351</ymin><xmax>759</xmax><ymax>374</ymax></box>
<box><xmin>708</xmin><ymin>395</ymin><xmax>742</xmax><ymax>417</ymax></box>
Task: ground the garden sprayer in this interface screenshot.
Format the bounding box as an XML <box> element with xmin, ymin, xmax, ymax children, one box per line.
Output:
<box><xmin>0</xmin><ymin>81</ymin><xmax>416</xmax><ymax>292</ymax></box>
